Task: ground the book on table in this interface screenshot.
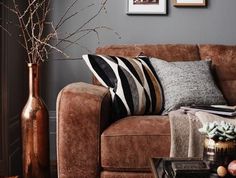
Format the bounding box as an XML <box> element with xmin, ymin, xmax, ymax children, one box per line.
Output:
<box><xmin>150</xmin><ymin>158</ymin><xmax>210</xmax><ymax>178</ymax></box>
<box><xmin>180</xmin><ymin>105</ymin><xmax>236</xmax><ymax>117</ymax></box>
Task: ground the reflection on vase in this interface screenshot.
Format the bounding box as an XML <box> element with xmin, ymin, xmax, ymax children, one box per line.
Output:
<box><xmin>21</xmin><ymin>63</ymin><xmax>50</xmax><ymax>178</ymax></box>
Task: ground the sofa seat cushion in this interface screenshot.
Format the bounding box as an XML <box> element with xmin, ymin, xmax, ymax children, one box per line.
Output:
<box><xmin>101</xmin><ymin>171</ymin><xmax>153</xmax><ymax>178</ymax></box>
<box><xmin>101</xmin><ymin>116</ymin><xmax>170</xmax><ymax>171</ymax></box>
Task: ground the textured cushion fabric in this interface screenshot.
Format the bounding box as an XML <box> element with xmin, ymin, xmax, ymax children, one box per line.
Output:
<box><xmin>101</xmin><ymin>115</ymin><xmax>170</xmax><ymax>171</ymax></box>
<box><xmin>56</xmin><ymin>82</ymin><xmax>111</xmax><ymax>178</ymax></box>
<box><xmin>150</xmin><ymin>58</ymin><xmax>226</xmax><ymax>114</ymax></box>
<box><xmin>199</xmin><ymin>44</ymin><xmax>236</xmax><ymax>105</ymax></box>
<box><xmin>83</xmin><ymin>54</ymin><xmax>163</xmax><ymax>121</ymax></box>
<box><xmin>96</xmin><ymin>44</ymin><xmax>200</xmax><ymax>61</ymax></box>
<box><xmin>101</xmin><ymin>171</ymin><xmax>153</xmax><ymax>178</ymax></box>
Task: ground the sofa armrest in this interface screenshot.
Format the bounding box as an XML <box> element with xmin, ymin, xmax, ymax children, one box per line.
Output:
<box><xmin>56</xmin><ymin>82</ymin><xmax>111</xmax><ymax>178</ymax></box>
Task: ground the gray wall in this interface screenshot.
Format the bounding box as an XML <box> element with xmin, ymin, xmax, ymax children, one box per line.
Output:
<box><xmin>44</xmin><ymin>0</ymin><xmax>236</xmax><ymax>111</ymax></box>
<box><xmin>44</xmin><ymin>0</ymin><xmax>236</xmax><ymax>161</ymax></box>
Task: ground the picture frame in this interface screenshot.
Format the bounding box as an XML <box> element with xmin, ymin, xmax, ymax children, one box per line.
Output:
<box><xmin>127</xmin><ymin>0</ymin><xmax>167</xmax><ymax>15</ymax></box>
<box><xmin>173</xmin><ymin>0</ymin><xmax>206</xmax><ymax>7</ymax></box>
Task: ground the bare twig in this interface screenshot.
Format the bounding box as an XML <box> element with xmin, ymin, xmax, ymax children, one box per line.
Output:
<box><xmin>19</xmin><ymin>0</ymin><xmax>37</xmax><ymax>19</ymax></box>
<box><xmin>58</xmin><ymin>38</ymin><xmax>93</xmax><ymax>53</ymax></box>
<box><xmin>33</xmin><ymin>34</ymin><xmax>69</xmax><ymax>58</ymax></box>
<box><xmin>0</xmin><ymin>21</ymin><xmax>27</xmax><ymax>49</ymax></box>
<box><xmin>0</xmin><ymin>2</ymin><xmax>18</xmax><ymax>14</ymax></box>
<box><xmin>57</xmin><ymin>0</ymin><xmax>108</xmax><ymax>45</ymax></box>
<box><xmin>55</xmin><ymin>0</ymin><xmax>80</xmax><ymax>29</ymax></box>
<box><xmin>62</xmin><ymin>26</ymin><xmax>121</xmax><ymax>51</ymax></box>
<box><xmin>12</xmin><ymin>0</ymin><xmax>32</xmax><ymax>62</ymax></box>
<box><xmin>1</xmin><ymin>0</ymin><xmax>120</xmax><ymax>63</ymax></box>
<box><xmin>55</xmin><ymin>3</ymin><xmax>95</xmax><ymax>30</ymax></box>
<box><xmin>0</xmin><ymin>24</ymin><xmax>12</xmax><ymax>37</ymax></box>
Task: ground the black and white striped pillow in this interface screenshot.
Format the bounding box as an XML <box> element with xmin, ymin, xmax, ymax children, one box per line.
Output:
<box><xmin>83</xmin><ymin>54</ymin><xmax>163</xmax><ymax>121</ymax></box>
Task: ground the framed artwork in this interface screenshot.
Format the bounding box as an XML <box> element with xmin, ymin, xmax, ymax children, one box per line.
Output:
<box><xmin>127</xmin><ymin>0</ymin><xmax>167</xmax><ymax>15</ymax></box>
<box><xmin>173</xmin><ymin>0</ymin><xmax>206</xmax><ymax>6</ymax></box>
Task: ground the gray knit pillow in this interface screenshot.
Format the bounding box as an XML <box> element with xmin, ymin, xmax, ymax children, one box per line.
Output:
<box><xmin>150</xmin><ymin>58</ymin><xmax>226</xmax><ymax>115</ymax></box>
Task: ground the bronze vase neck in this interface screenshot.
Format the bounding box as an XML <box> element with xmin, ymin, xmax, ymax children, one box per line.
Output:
<box><xmin>28</xmin><ymin>63</ymin><xmax>40</xmax><ymax>97</ymax></box>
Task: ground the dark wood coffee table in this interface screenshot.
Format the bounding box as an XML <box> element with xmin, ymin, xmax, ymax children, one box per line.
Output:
<box><xmin>150</xmin><ymin>157</ymin><xmax>233</xmax><ymax>178</ymax></box>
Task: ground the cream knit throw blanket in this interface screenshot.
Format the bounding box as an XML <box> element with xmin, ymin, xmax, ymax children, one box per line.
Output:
<box><xmin>169</xmin><ymin>110</ymin><xmax>236</xmax><ymax>158</ymax></box>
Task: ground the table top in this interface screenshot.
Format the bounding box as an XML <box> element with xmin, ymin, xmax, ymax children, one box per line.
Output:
<box><xmin>0</xmin><ymin>176</ymin><xmax>19</xmax><ymax>178</ymax></box>
<box><xmin>150</xmin><ymin>157</ymin><xmax>233</xmax><ymax>178</ymax></box>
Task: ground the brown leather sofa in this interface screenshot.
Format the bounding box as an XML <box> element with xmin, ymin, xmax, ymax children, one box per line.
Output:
<box><xmin>56</xmin><ymin>44</ymin><xmax>236</xmax><ymax>178</ymax></box>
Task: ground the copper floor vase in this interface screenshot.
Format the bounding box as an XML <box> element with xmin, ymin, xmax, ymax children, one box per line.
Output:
<box><xmin>21</xmin><ymin>63</ymin><xmax>50</xmax><ymax>178</ymax></box>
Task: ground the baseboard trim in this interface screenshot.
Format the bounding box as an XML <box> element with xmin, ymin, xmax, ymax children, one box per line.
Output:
<box><xmin>49</xmin><ymin>111</ymin><xmax>57</xmax><ymax>177</ymax></box>
<box><xmin>51</xmin><ymin>160</ymin><xmax>57</xmax><ymax>178</ymax></box>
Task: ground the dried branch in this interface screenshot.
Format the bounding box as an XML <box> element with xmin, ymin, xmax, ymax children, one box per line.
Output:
<box><xmin>57</xmin><ymin>0</ymin><xmax>108</xmax><ymax>44</ymax></box>
<box><xmin>62</xmin><ymin>26</ymin><xmax>121</xmax><ymax>51</ymax></box>
<box><xmin>0</xmin><ymin>24</ymin><xmax>12</xmax><ymax>37</ymax></box>
<box><xmin>55</xmin><ymin>0</ymin><xmax>80</xmax><ymax>30</ymax></box>
<box><xmin>0</xmin><ymin>25</ymin><xmax>26</xmax><ymax>48</ymax></box>
<box><xmin>19</xmin><ymin>0</ymin><xmax>37</xmax><ymax>19</ymax></box>
<box><xmin>12</xmin><ymin>0</ymin><xmax>32</xmax><ymax>62</ymax></box>
<box><xmin>1</xmin><ymin>0</ymin><xmax>120</xmax><ymax>64</ymax></box>
<box><xmin>34</xmin><ymin>36</ymin><xmax>69</xmax><ymax>58</ymax></box>
<box><xmin>55</xmin><ymin>3</ymin><xmax>95</xmax><ymax>30</ymax></box>
<box><xmin>58</xmin><ymin>38</ymin><xmax>93</xmax><ymax>53</ymax></box>
<box><xmin>0</xmin><ymin>21</ymin><xmax>27</xmax><ymax>49</ymax></box>
<box><xmin>0</xmin><ymin>2</ymin><xmax>18</xmax><ymax>14</ymax></box>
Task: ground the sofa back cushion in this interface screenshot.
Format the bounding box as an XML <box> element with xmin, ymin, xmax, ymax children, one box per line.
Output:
<box><xmin>96</xmin><ymin>44</ymin><xmax>200</xmax><ymax>61</ymax></box>
<box><xmin>95</xmin><ymin>44</ymin><xmax>200</xmax><ymax>86</ymax></box>
<box><xmin>199</xmin><ymin>45</ymin><xmax>236</xmax><ymax>105</ymax></box>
